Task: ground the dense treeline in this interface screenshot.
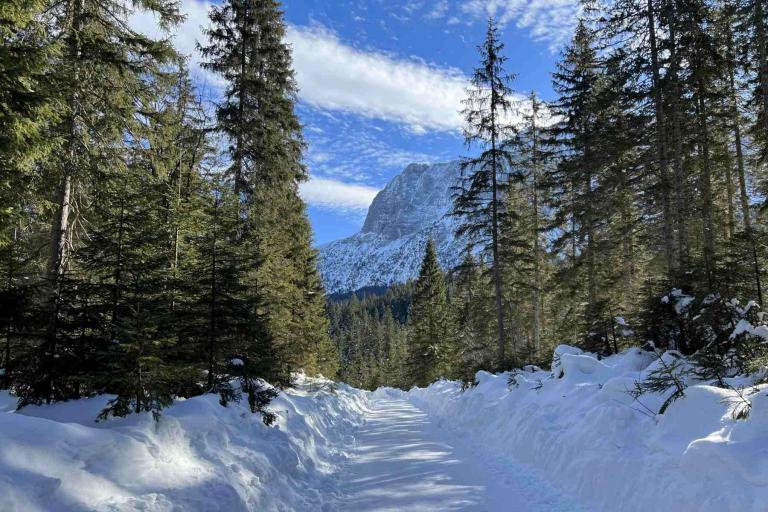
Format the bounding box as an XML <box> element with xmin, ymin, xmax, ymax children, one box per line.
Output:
<box><xmin>5</xmin><ymin>0</ymin><xmax>768</xmax><ymax>399</ymax></box>
<box><xmin>0</xmin><ymin>0</ymin><xmax>335</xmax><ymax>420</ymax></box>
<box><xmin>327</xmin><ymin>284</ymin><xmax>413</xmax><ymax>389</ymax></box>
<box><xmin>335</xmin><ymin>3</ymin><xmax>768</xmax><ymax>388</ymax></box>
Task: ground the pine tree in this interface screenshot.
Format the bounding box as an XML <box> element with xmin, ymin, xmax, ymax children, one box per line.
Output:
<box><xmin>454</xmin><ymin>18</ymin><xmax>517</xmax><ymax>369</ymax></box>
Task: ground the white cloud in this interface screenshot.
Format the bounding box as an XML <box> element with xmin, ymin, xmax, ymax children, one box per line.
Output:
<box><xmin>286</xmin><ymin>25</ymin><xmax>467</xmax><ymax>132</ymax></box>
<box><xmin>299</xmin><ymin>177</ymin><xmax>380</xmax><ymax>211</ymax></box>
<box><xmin>131</xmin><ymin>1</ymin><xmax>470</xmax><ymax>133</ymax></box>
<box><xmin>427</xmin><ymin>0</ymin><xmax>451</xmax><ymax>19</ymax></box>
<box><xmin>461</xmin><ymin>0</ymin><xmax>580</xmax><ymax>50</ymax></box>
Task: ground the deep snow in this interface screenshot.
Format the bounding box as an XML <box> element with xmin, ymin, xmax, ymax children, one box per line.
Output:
<box><xmin>0</xmin><ymin>376</ymin><xmax>367</xmax><ymax>512</ymax></box>
<box><xmin>2</xmin><ymin>347</ymin><xmax>768</xmax><ymax>511</ymax></box>
<box><xmin>404</xmin><ymin>346</ymin><xmax>768</xmax><ymax>512</ymax></box>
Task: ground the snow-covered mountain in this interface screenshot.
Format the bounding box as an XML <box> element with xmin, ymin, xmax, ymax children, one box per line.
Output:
<box><xmin>318</xmin><ymin>161</ymin><xmax>465</xmax><ymax>294</ymax></box>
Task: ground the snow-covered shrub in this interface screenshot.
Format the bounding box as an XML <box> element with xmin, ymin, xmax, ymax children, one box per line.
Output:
<box><xmin>630</xmin><ymin>350</ymin><xmax>690</xmax><ymax>414</ymax></box>
<box><xmin>641</xmin><ymin>289</ymin><xmax>768</xmax><ymax>381</ymax></box>
<box><xmin>690</xmin><ymin>297</ymin><xmax>768</xmax><ymax>384</ymax></box>
<box><xmin>217</xmin><ymin>357</ymin><xmax>280</xmax><ymax>425</ymax></box>
<box><xmin>640</xmin><ymin>288</ymin><xmax>697</xmax><ymax>352</ymax></box>
<box><xmin>631</xmin><ymin>291</ymin><xmax>768</xmax><ymax>417</ymax></box>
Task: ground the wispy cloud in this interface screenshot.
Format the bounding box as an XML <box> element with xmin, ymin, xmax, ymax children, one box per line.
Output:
<box><xmin>131</xmin><ymin>1</ymin><xmax>470</xmax><ymax>133</ymax></box>
<box><xmin>287</xmin><ymin>25</ymin><xmax>467</xmax><ymax>133</ymax></box>
<box><xmin>426</xmin><ymin>0</ymin><xmax>451</xmax><ymax>19</ymax></box>
<box><xmin>460</xmin><ymin>0</ymin><xmax>580</xmax><ymax>50</ymax></box>
<box><xmin>128</xmin><ymin>0</ymin><xmax>221</xmax><ymax>87</ymax></box>
<box><xmin>299</xmin><ymin>109</ymin><xmax>453</xmax><ymax>185</ymax></box>
<box><xmin>299</xmin><ymin>177</ymin><xmax>380</xmax><ymax>211</ymax></box>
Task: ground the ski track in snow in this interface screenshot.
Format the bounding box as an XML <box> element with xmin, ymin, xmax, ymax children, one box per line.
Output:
<box><xmin>339</xmin><ymin>397</ymin><xmax>590</xmax><ymax>512</ymax></box>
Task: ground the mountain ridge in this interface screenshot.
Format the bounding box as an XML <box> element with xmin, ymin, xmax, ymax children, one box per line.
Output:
<box><xmin>318</xmin><ymin>161</ymin><xmax>465</xmax><ymax>294</ymax></box>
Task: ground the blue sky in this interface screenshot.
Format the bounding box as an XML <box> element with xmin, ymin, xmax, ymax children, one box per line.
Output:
<box><xmin>132</xmin><ymin>0</ymin><xmax>580</xmax><ymax>244</ymax></box>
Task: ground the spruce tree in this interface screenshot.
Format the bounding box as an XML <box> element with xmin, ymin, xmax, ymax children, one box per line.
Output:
<box><xmin>548</xmin><ymin>20</ymin><xmax>608</xmax><ymax>352</ymax></box>
<box><xmin>201</xmin><ymin>0</ymin><xmax>334</xmax><ymax>387</ymax></box>
<box><xmin>15</xmin><ymin>0</ymin><xmax>182</xmax><ymax>405</ymax></box>
<box><xmin>454</xmin><ymin>18</ymin><xmax>517</xmax><ymax>369</ymax></box>
<box><xmin>407</xmin><ymin>240</ymin><xmax>454</xmax><ymax>387</ymax></box>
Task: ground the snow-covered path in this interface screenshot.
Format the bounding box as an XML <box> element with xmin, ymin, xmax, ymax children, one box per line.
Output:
<box><xmin>339</xmin><ymin>397</ymin><xmax>588</xmax><ymax>512</ymax></box>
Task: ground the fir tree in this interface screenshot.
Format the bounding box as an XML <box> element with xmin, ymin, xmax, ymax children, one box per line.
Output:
<box><xmin>15</xmin><ymin>0</ymin><xmax>183</xmax><ymax>405</ymax></box>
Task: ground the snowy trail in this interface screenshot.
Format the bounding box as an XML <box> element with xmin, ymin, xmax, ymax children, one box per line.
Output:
<box><xmin>339</xmin><ymin>396</ymin><xmax>589</xmax><ymax>512</ymax></box>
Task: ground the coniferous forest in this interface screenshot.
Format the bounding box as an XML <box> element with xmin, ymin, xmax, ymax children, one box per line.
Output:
<box><xmin>1</xmin><ymin>0</ymin><xmax>336</xmax><ymax>420</ymax></box>
<box><xmin>4</xmin><ymin>0</ymin><xmax>768</xmax><ymax>409</ymax></box>
<box><xmin>6</xmin><ymin>0</ymin><xmax>768</xmax><ymax>510</ymax></box>
<box><xmin>330</xmin><ymin>7</ymin><xmax>768</xmax><ymax>390</ymax></box>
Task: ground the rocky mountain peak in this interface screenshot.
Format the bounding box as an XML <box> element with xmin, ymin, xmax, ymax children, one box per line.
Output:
<box><xmin>319</xmin><ymin>161</ymin><xmax>465</xmax><ymax>294</ymax></box>
<box><xmin>361</xmin><ymin>162</ymin><xmax>461</xmax><ymax>241</ymax></box>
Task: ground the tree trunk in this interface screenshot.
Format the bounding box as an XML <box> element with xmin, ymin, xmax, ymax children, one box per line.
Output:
<box><xmin>489</xmin><ymin>51</ymin><xmax>506</xmax><ymax>369</ymax></box>
<box><xmin>207</xmin><ymin>194</ymin><xmax>219</xmax><ymax>391</ymax></box>
<box><xmin>111</xmin><ymin>204</ymin><xmax>126</xmax><ymax>340</ymax></box>
<box><xmin>756</xmin><ymin>0</ymin><xmax>768</xmax><ymax>148</ymax></box>
<box><xmin>49</xmin><ymin>0</ymin><xmax>82</xmax><ymax>287</ymax></box>
<box><xmin>723</xmin><ymin>138</ymin><xmax>736</xmax><ymax>240</ymax></box>
<box><xmin>235</xmin><ymin>1</ymin><xmax>250</xmax><ymax>199</ymax></box>
<box><xmin>135</xmin><ymin>281</ymin><xmax>143</xmax><ymax>415</ymax></box>
<box><xmin>666</xmin><ymin>3</ymin><xmax>688</xmax><ymax>270</ymax></box>
<box><xmin>3</xmin><ymin>228</ymin><xmax>17</xmax><ymax>389</ymax></box>
<box><xmin>49</xmin><ymin>173</ymin><xmax>73</xmax><ymax>294</ymax></box>
<box><xmin>530</xmin><ymin>98</ymin><xmax>542</xmax><ymax>356</ymax></box>
<box><xmin>728</xmin><ymin>57</ymin><xmax>751</xmax><ymax>231</ymax></box>
<box><xmin>723</xmin><ymin>21</ymin><xmax>763</xmax><ymax>303</ymax></box>
<box><xmin>491</xmin><ymin>141</ymin><xmax>506</xmax><ymax>368</ymax></box>
<box><xmin>646</xmin><ymin>0</ymin><xmax>676</xmax><ymax>274</ymax></box>
<box><xmin>584</xmin><ymin>138</ymin><xmax>597</xmax><ymax>334</ymax></box>
<box><xmin>696</xmin><ymin>85</ymin><xmax>716</xmax><ymax>288</ymax></box>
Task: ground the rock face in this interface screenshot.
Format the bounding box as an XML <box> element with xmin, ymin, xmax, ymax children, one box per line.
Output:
<box><xmin>318</xmin><ymin>161</ymin><xmax>465</xmax><ymax>294</ymax></box>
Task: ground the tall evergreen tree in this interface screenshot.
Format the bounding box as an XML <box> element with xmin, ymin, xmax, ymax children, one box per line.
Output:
<box><xmin>407</xmin><ymin>240</ymin><xmax>455</xmax><ymax>387</ymax></box>
<box><xmin>201</xmin><ymin>0</ymin><xmax>334</xmax><ymax>387</ymax></box>
<box><xmin>13</xmin><ymin>0</ymin><xmax>182</xmax><ymax>406</ymax></box>
<box><xmin>548</xmin><ymin>20</ymin><xmax>608</xmax><ymax>351</ymax></box>
<box><xmin>0</xmin><ymin>2</ymin><xmax>59</xmax><ymax>389</ymax></box>
<box><xmin>454</xmin><ymin>18</ymin><xmax>517</xmax><ymax>369</ymax></box>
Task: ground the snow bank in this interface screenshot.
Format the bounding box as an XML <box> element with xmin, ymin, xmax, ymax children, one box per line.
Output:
<box><xmin>0</xmin><ymin>375</ymin><xmax>368</xmax><ymax>512</ymax></box>
<box><xmin>405</xmin><ymin>346</ymin><xmax>768</xmax><ymax>512</ymax></box>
